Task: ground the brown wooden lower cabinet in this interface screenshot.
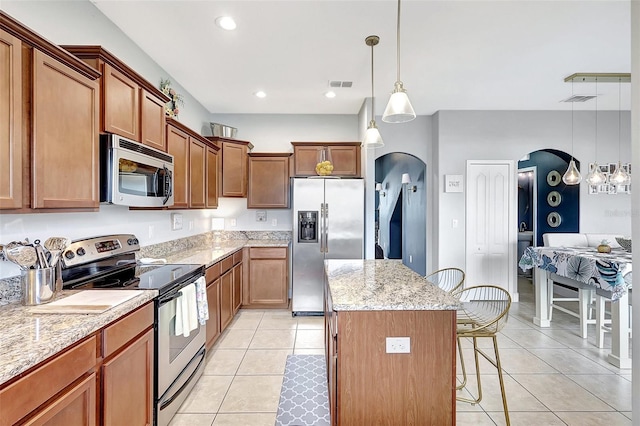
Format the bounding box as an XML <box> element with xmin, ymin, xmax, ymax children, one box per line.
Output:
<box><xmin>205</xmin><ymin>262</ymin><xmax>222</xmax><ymax>349</ymax></box>
<box><xmin>325</xmin><ymin>306</ymin><xmax>456</xmax><ymax>425</ymax></box>
<box><xmin>0</xmin><ymin>302</ymin><xmax>154</xmax><ymax>426</ymax></box>
<box><xmin>23</xmin><ymin>373</ymin><xmax>96</xmax><ymax>426</ymax></box>
<box><xmin>244</xmin><ymin>247</ymin><xmax>289</xmax><ymax>308</ymax></box>
<box><xmin>220</xmin><ymin>268</ymin><xmax>234</xmax><ymax>330</ymax></box>
<box><xmin>102</xmin><ymin>328</ymin><xmax>154</xmax><ymax>426</ymax></box>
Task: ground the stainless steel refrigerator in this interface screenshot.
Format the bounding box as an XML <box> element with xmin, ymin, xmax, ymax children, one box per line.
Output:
<box><xmin>291</xmin><ymin>177</ymin><xmax>364</xmax><ymax>315</ymax></box>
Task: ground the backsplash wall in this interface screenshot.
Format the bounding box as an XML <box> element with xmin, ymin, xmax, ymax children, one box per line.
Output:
<box><xmin>0</xmin><ymin>201</ymin><xmax>293</xmax><ymax>280</ymax></box>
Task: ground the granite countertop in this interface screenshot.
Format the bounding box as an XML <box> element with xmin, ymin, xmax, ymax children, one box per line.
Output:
<box><xmin>325</xmin><ymin>259</ymin><xmax>460</xmax><ymax>311</ymax></box>
<box><xmin>0</xmin><ymin>290</ymin><xmax>157</xmax><ymax>386</ymax></box>
<box><xmin>0</xmin><ymin>237</ymin><xmax>289</xmax><ymax>387</ymax></box>
<box><xmin>162</xmin><ymin>239</ymin><xmax>290</xmax><ymax>267</ymax></box>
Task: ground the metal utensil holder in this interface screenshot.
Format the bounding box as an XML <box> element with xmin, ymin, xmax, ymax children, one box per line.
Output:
<box><xmin>21</xmin><ymin>266</ymin><xmax>58</xmax><ymax>305</ymax></box>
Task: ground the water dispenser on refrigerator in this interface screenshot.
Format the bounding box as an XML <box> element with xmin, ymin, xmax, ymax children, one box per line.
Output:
<box><xmin>298</xmin><ymin>211</ymin><xmax>318</xmax><ymax>243</ymax></box>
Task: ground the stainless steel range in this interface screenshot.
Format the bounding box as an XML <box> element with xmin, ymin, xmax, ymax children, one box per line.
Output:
<box><xmin>60</xmin><ymin>234</ymin><xmax>206</xmax><ymax>426</ymax></box>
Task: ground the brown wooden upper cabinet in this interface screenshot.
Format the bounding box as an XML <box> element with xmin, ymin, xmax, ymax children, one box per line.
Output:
<box><xmin>1</xmin><ymin>13</ymin><xmax>102</xmax><ymax>212</ymax></box>
<box><xmin>167</xmin><ymin>118</ymin><xmax>219</xmax><ymax>210</ymax></box>
<box><xmin>291</xmin><ymin>142</ymin><xmax>361</xmax><ymax>177</ymax></box>
<box><xmin>62</xmin><ymin>45</ymin><xmax>171</xmax><ymax>152</ymax></box>
<box><xmin>248</xmin><ymin>153</ymin><xmax>291</xmax><ymax>209</ymax></box>
<box><xmin>206</xmin><ymin>137</ymin><xmax>253</xmax><ymax>198</ymax></box>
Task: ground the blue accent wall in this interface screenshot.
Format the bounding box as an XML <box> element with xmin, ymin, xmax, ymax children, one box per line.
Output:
<box><xmin>518</xmin><ymin>149</ymin><xmax>580</xmax><ymax>246</ymax></box>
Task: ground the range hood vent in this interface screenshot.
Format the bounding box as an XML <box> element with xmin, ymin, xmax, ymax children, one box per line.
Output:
<box><xmin>561</xmin><ymin>95</ymin><xmax>597</xmax><ymax>103</ymax></box>
<box><xmin>329</xmin><ymin>80</ymin><xmax>353</xmax><ymax>88</ymax></box>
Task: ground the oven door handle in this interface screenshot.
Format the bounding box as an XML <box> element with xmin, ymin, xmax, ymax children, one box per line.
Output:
<box><xmin>159</xmin><ymin>346</ymin><xmax>206</xmax><ymax>410</ymax></box>
<box><xmin>158</xmin><ymin>289</ymin><xmax>182</xmax><ymax>305</ymax></box>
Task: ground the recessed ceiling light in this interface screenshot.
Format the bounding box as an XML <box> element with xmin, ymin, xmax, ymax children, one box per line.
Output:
<box><xmin>255</xmin><ymin>91</ymin><xmax>266</xmax><ymax>98</ymax></box>
<box><xmin>325</xmin><ymin>91</ymin><xmax>336</xmax><ymax>98</ymax></box>
<box><xmin>215</xmin><ymin>16</ymin><xmax>237</xmax><ymax>30</ymax></box>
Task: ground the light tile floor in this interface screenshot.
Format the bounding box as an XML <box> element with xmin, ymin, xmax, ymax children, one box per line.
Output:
<box><xmin>170</xmin><ymin>277</ymin><xmax>633</xmax><ymax>425</ymax></box>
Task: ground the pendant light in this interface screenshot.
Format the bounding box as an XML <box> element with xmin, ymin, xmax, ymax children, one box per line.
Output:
<box><xmin>382</xmin><ymin>0</ymin><xmax>416</xmax><ymax>123</ymax></box>
<box><xmin>362</xmin><ymin>35</ymin><xmax>384</xmax><ymax>148</ymax></box>
<box><xmin>563</xmin><ymin>80</ymin><xmax>582</xmax><ymax>185</ymax></box>
<box><xmin>609</xmin><ymin>77</ymin><xmax>631</xmax><ymax>185</ymax></box>
<box><xmin>586</xmin><ymin>78</ymin><xmax>607</xmax><ymax>185</ymax></box>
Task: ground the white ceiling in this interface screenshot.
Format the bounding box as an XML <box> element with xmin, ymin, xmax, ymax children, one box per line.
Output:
<box><xmin>90</xmin><ymin>0</ymin><xmax>632</xmax><ymax>115</ymax></box>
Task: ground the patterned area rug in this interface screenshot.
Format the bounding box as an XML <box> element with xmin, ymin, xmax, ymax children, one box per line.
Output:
<box><xmin>275</xmin><ymin>354</ymin><xmax>330</xmax><ymax>426</ymax></box>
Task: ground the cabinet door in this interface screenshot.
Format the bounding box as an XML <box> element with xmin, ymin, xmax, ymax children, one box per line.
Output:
<box><xmin>327</xmin><ymin>145</ymin><xmax>360</xmax><ymax>176</ymax></box>
<box><xmin>166</xmin><ymin>124</ymin><xmax>189</xmax><ymax>209</ymax></box>
<box><xmin>140</xmin><ymin>89</ymin><xmax>166</xmax><ymax>151</ymax></box>
<box><xmin>206</xmin><ymin>278</ymin><xmax>221</xmax><ymax>349</ymax></box>
<box><xmin>103</xmin><ymin>63</ymin><xmax>139</xmax><ymax>141</ymax></box>
<box><xmin>248</xmin><ymin>155</ymin><xmax>290</xmax><ymax>208</ymax></box>
<box><xmin>233</xmin><ymin>263</ymin><xmax>242</xmax><ymax>314</ymax></box>
<box><xmin>293</xmin><ymin>145</ymin><xmax>322</xmax><ymax>176</ymax></box>
<box><xmin>220</xmin><ymin>270</ymin><xmax>234</xmax><ymax>330</ymax></box>
<box><xmin>248</xmin><ymin>248</ymin><xmax>288</xmax><ymax>306</ymax></box>
<box><xmin>0</xmin><ymin>29</ymin><xmax>22</xmax><ymax>209</ymax></box>
<box><xmin>102</xmin><ymin>328</ymin><xmax>154</xmax><ymax>426</ymax></box>
<box><xmin>32</xmin><ymin>50</ymin><xmax>99</xmax><ymax>209</ymax></box>
<box><xmin>220</xmin><ymin>142</ymin><xmax>247</xmax><ymax>197</ymax></box>
<box><xmin>23</xmin><ymin>374</ymin><xmax>96</xmax><ymax>426</ymax></box>
<box><xmin>189</xmin><ymin>138</ymin><xmax>206</xmax><ymax>208</ymax></box>
<box><xmin>206</xmin><ymin>146</ymin><xmax>218</xmax><ymax>208</ymax></box>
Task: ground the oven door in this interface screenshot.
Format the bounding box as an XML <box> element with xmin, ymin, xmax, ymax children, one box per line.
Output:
<box><xmin>157</xmin><ymin>287</ymin><xmax>206</xmax><ymax>398</ymax></box>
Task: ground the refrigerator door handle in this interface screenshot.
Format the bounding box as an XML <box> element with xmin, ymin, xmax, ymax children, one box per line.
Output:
<box><xmin>320</xmin><ymin>203</ymin><xmax>325</xmax><ymax>253</ymax></box>
<box><xmin>324</xmin><ymin>203</ymin><xmax>329</xmax><ymax>253</ymax></box>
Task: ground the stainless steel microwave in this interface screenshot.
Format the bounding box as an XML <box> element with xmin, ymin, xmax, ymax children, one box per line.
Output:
<box><xmin>100</xmin><ymin>134</ymin><xmax>174</xmax><ymax>207</ymax></box>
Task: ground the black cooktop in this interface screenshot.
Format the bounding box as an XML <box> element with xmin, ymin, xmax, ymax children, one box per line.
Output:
<box><xmin>64</xmin><ymin>261</ymin><xmax>203</xmax><ymax>294</ymax></box>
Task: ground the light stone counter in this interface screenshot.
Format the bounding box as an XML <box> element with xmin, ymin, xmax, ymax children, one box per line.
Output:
<box><xmin>0</xmin><ymin>290</ymin><xmax>157</xmax><ymax>386</ymax></box>
<box><xmin>325</xmin><ymin>259</ymin><xmax>460</xmax><ymax>311</ymax></box>
<box><xmin>162</xmin><ymin>240</ymin><xmax>290</xmax><ymax>268</ymax></box>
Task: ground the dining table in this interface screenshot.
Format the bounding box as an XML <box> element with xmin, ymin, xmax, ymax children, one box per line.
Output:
<box><xmin>519</xmin><ymin>245</ymin><xmax>632</xmax><ymax>369</ymax></box>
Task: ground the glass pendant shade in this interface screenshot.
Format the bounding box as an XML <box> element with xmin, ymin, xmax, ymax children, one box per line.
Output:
<box><xmin>562</xmin><ymin>159</ymin><xmax>582</xmax><ymax>185</ymax></box>
<box><xmin>363</xmin><ymin>120</ymin><xmax>384</xmax><ymax>148</ymax></box>
<box><xmin>610</xmin><ymin>161</ymin><xmax>631</xmax><ymax>185</ymax></box>
<box><xmin>382</xmin><ymin>82</ymin><xmax>416</xmax><ymax>123</ymax></box>
<box><xmin>585</xmin><ymin>162</ymin><xmax>607</xmax><ymax>185</ymax></box>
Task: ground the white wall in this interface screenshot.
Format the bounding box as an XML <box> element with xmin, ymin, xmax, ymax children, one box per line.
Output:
<box><xmin>434</xmin><ymin>110</ymin><xmax>632</xmax><ymax>270</ymax></box>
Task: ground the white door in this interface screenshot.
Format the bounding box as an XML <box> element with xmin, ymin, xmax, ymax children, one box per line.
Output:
<box><xmin>465</xmin><ymin>160</ymin><xmax>518</xmax><ymax>301</ymax></box>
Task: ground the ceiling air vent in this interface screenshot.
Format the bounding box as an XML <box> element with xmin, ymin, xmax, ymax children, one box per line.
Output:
<box><xmin>329</xmin><ymin>80</ymin><xmax>353</xmax><ymax>88</ymax></box>
<box><xmin>561</xmin><ymin>95</ymin><xmax>597</xmax><ymax>103</ymax></box>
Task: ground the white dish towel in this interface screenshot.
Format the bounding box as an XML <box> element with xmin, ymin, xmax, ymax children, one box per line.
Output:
<box><xmin>194</xmin><ymin>276</ymin><xmax>209</xmax><ymax>325</ymax></box>
<box><xmin>175</xmin><ymin>283</ymin><xmax>198</xmax><ymax>337</ymax></box>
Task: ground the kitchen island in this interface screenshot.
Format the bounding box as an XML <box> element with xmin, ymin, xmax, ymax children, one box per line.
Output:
<box><xmin>324</xmin><ymin>259</ymin><xmax>460</xmax><ymax>426</ymax></box>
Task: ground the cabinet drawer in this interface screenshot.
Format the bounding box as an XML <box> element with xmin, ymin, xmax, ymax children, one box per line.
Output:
<box><xmin>220</xmin><ymin>255</ymin><xmax>233</xmax><ymax>273</ymax></box>
<box><xmin>232</xmin><ymin>250</ymin><xmax>243</xmax><ymax>265</ymax></box>
<box><xmin>102</xmin><ymin>302</ymin><xmax>154</xmax><ymax>358</ymax></box>
<box><xmin>206</xmin><ymin>262</ymin><xmax>221</xmax><ymax>283</ymax></box>
<box><xmin>0</xmin><ymin>336</ymin><xmax>97</xmax><ymax>426</ymax></box>
<box><xmin>250</xmin><ymin>247</ymin><xmax>287</xmax><ymax>259</ymax></box>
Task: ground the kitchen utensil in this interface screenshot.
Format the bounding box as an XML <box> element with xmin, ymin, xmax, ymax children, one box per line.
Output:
<box><xmin>44</xmin><ymin>237</ymin><xmax>70</xmax><ymax>267</ymax></box>
<box><xmin>7</xmin><ymin>245</ymin><xmax>38</xmax><ymax>270</ymax></box>
<box><xmin>34</xmin><ymin>239</ymin><xmax>49</xmax><ymax>268</ymax></box>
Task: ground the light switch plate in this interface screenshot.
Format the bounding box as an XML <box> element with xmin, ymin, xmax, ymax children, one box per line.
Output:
<box><xmin>386</xmin><ymin>337</ymin><xmax>410</xmax><ymax>353</ymax></box>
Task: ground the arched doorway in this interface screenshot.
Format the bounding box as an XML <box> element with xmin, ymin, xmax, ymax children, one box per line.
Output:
<box><xmin>375</xmin><ymin>153</ymin><xmax>427</xmax><ymax>275</ymax></box>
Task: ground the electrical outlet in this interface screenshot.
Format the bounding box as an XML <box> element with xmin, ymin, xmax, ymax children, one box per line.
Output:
<box><xmin>229</xmin><ymin>218</ymin><xmax>237</xmax><ymax>227</ymax></box>
<box><xmin>171</xmin><ymin>213</ymin><xmax>183</xmax><ymax>230</ymax></box>
<box><xmin>148</xmin><ymin>225</ymin><xmax>155</xmax><ymax>239</ymax></box>
<box><xmin>256</xmin><ymin>211</ymin><xmax>267</xmax><ymax>222</ymax></box>
<box><xmin>386</xmin><ymin>337</ymin><xmax>410</xmax><ymax>354</ymax></box>
<box><xmin>188</xmin><ymin>220</ymin><xmax>194</xmax><ymax>230</ymax></box>
<box><xmin>271</xmin><ymin>218</ymin><xmax>277</xmax><ymax>226</ymax></box>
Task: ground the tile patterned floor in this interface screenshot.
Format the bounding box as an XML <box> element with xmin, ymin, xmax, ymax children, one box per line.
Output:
<box><xmin>170</xmin><ymin>278</ymin><xmax>633</xmax><ymax>425</ymax></box>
